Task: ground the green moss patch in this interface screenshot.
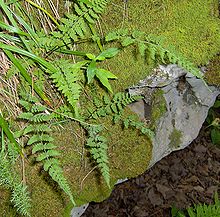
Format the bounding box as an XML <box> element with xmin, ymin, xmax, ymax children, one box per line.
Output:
<box><xmin>168</xmin><ymin>128</ymin><xmax>183</xmax><ymax>149</ymax></box>
<box><xmin>205</xmin><ymin>54</ymin><xmax>220</xmax><ymax>86</ymax></box>
<box><xmin>151</xmin><ymin>89</ymin><xmax>167</xmax><ymax>128</ymax></box>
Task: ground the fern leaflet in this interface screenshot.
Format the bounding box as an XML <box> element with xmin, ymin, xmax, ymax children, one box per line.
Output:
<box><xmin>88</xmin><ymin>92</ymin><xmax>143</xmax><ymax>122</ymax></box>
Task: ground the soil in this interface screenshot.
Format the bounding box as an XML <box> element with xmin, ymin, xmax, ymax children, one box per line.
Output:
<box><xmin>82</xmin><ymin>125</ymin><xmax>220</xmax><ymax>217</ymax></box>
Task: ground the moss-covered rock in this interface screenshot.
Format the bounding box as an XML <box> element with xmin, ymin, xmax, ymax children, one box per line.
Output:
<box><xmin>168</xmin><ymin>128</ymin><xmax>183</xmax><ymax>149</ymax></box>
<box><xmin>151</xmin><ymin>89</ymin><xmax>167</xmax><ymax>128</ymax></box>
<box><xmin>1</xmin><ymin>0</ymin><xmax>220</xmax><ymax>216</ymax></box>
<box><xmin>205</xmin><ymin>54</ymin><xmax>220</xmax><ymax>86</ymax></box>
<box><xmin>97</xmin><ymin>0</ymin><xmax>220</xmax><ymax>91</ymax></box>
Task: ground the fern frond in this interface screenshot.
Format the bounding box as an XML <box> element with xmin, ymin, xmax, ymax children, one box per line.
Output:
<box><xmin>123</xmin><ymin>115</ymin><xmax>154</xmax><ymax>140</ymax></box>
<box><xmin>43</xmin><ymin>158</ymin><xmax>60</xmax><ymax>171</ymax></box>
<box><xmin>0</xmin><ymin>154</ymin><xmax>31</xmax><ymax>216</ymax></box>
<box><xmin>11</xmin><ymin>183</ymin><xmax>31</xmax><ymax>217</ymax></box>
<box><xmin>51</xmin><ymin>105</ymin><xmax>74</xmax><ymax>120</ymax></box>
<box><xmin>19</xmin><ymin>100</ymin><xmax>32</xmax><ymax>111</ymax></box>
<box><xmin>48</xmin><ymin>164</ymin><xmax>75</xmax><ymax>205</ymax></box>
<box><xmin>18</xmin><ymin>97</ymin><xmax>75</xmax><ymax>205</ymax></box>
<box><xmin>30</xmin><ymin>113</ymin><xmax>52</xmax><ymax>123</ymax></box>
<box><xmin>23</xmin><ymin>124</ymin><xmax>52</xmax><ymax>135</ymax></box>
<box><xmin>18</xmin><ymin>112</ymin><xmax>34</xmax><ymax>120</ymax></box>
<box><xmin>30</xmin><ymin>104</ymin><xmax>47</xmax><ymax>113</ymax></box>
<box><xmin>7</xmin><ymin>142</ymin><xmax>19</xmax><ymax>164</ymax></box>
<box><xmin>48</xmin><ymin>59</ymin><xmax>88</xmax><ymax>116</ymax></box>
<box><xmin>89</xmin><ymin>92</ymin><xmax>143</xmax><ymax>121</ymax></box>
<box><xmin>36</xmin><ymin>149</ymin><xmax>60</xmax><ymax>161</ymax></box>
<box><xmin>85</xmin><ymin>125</ymin><xmax>110</xmax><ymax>187</ymax></box>
<box><xmin>105</xmin><ymin>29</ymin><xmax>204</xmax><ymax>79</ymax></box>
<box><xmin>63</xmin><ymin>0</ymin><xmax>109</xmax><ymax>40</ymax></box>
<box><xmin>37</xmin><ymin>0</ymin><xmax>110</xmax><ymax>50</ymax></box>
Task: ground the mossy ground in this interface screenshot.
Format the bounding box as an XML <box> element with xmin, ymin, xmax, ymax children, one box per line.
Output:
<box><xmin>0</xmin><ymin>110</ymin><xmax>151</xmax><ymax>217</ymax></box>
<box><xmin>1</xmin><ymin>0</ymin><xmax>220</xmax><ymax>216</ymax></box>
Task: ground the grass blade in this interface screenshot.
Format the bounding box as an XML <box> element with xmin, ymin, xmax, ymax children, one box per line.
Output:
<box><xmin>0</xmin><ymin>43</ymin><xmax>58</xmax><ymax>73</ymax></box>
<box><xmin>4</xmin><ymin>49</ymin><xmax>52</xmax><ymax>106</ymax></box>
<box><xmin>0</xmin><ymin>32</ymin><xmax>22</xmax><ymax>44</ymax></box>
<box><xmin>0</xmin><ymin>21</ymin><xmax>29</xmax><ymax>36</ymax></box>
<box><xmin>0</xmin><ymin>0</ymin><xmax>31</xmax><ymax>51</ymax></box>
<box><xmin>0</xmin><ymin>111</ymin><xmax>23</xmax><ymax>158</ymax></box>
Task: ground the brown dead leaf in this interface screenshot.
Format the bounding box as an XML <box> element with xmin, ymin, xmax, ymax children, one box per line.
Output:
<box><xmin>148</xmin><ymin>188</ymin><xmax>164</xmax><ymax>206</ymax></box>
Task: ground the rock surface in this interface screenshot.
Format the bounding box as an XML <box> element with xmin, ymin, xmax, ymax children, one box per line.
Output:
<box><xmin>128</xmin><ymin>64</ymin><xmax>220</xmax><ymax>167</ymax></box>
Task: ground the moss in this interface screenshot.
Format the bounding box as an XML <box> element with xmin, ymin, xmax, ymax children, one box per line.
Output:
<box><xmin>1</xmin><ymin>0</ymin><xmax>220</xmax><ymax>215</ymax></box>
<box><xmin>205</xmin><ymin>54</ymin><xmax>220</xmax><ymax>86</ymax></box>
<box><xmin>168</xmin><ymin>128</ymin><xmax>183</xmax><ymax>149</ymax></box>
<box><xmin>0</xmin><ymin>187</ymin><xmax>19</xmax><ymax>217</ymax></box>
<box><xmin>0</xmin><ymin>109</ymin><xmax>152</xmax><ymax>216</ymax></box>
<box><xmin>151</xmin><ymin>89</ymin><xmax>167</xmax><ymax>128</ymax></box>
<box><xmin>104</xmin><ymin>0</ymin><xmax>220</xmax><ymax>63</ymax></box>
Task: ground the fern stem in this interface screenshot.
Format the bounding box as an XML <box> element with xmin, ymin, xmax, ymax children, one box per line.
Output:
<box><xmin>55</xmin><ymin>49</ymin><xmax>88</xmax><ymax>57</ymax></box>
<box><xmin>80</xmin><ymin>165</ymin><xmax>98</xmax><ymax>191</ymax></box>
<box><xmin>23</xmin><ymin>0</ymin><xmax>60</xmax><ymax>28</ymax></box>
<box><xmin>48</xmin><ymin>107</ymin><xmax>97</xmax><ymax>127</ymax></box>
<box><xmin>89</xmin><ymin>24</ymin><xmax>103</xmax><ymax>51</ymax></box>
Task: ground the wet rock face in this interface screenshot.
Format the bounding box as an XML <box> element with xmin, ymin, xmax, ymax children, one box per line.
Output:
<box><xmin>128</xmin><ymin>64</ymin><xmax>220</xmax><ymax>167</ymax></box>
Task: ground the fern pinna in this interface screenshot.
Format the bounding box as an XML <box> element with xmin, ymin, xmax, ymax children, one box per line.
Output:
<box><xmin>83</xmin><ymin>124</ymin><xmax>110</xmax><ymax>188</ymax></box>
<box><xmin>18</xmin><ymin>95</ymin><xmax>75</xmax><ymax>205</ymax></box>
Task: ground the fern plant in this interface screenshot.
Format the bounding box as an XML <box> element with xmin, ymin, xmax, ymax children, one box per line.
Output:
<box><xmin>83</xmin><ymin>124</ymin><xmax>110</xmax><ymax>187</ymax></box>
<box><xmin>18</xmin><ymin>95</ymin><xmax>75</xmax><ymax>206</ymax></box>
<box><xmin>37</xmin><ymin>0</ymin><xmax>111</xmax><ymax>51</ymax></box>
<box><xmin>0</xmin><ymin>133</ymin><xmax>31</xmax><ymax>217</ymax></box>
<box><xmin>105</xmin><ymin>29</ymin><xmax>204</xmax><ymax>79</ymax></box>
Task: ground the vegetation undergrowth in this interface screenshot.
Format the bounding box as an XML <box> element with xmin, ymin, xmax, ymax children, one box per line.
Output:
<box><xmin>0</xmin><ymin>0</ymin><xmax>219</xmax><ymax>216</ymax></box>
<box><xmin>206</xmin><ymin>99</ymin><xmax>220</xmax><ymax>146</ymax></box>
<box><xmin>171</xmin><ymin>192</ymin><xmax>220</xmax><ymax>217</ymax></box>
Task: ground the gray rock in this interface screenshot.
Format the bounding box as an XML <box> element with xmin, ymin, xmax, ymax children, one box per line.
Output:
<box><xmin>71</xmin><ymin>204</ymin><xmax>89</xmax><ymax>217</ymax></box>
<box><xmin>128</xmin><ymin>64</ymin><xmax>220</xmax><ymax>167</ymax></box>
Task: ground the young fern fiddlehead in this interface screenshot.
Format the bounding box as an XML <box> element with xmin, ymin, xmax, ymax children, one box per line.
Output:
<box><xmin>18</xmin><ymin>95</ymin><xmax>75</xmax><ymax>206</ymax></box>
